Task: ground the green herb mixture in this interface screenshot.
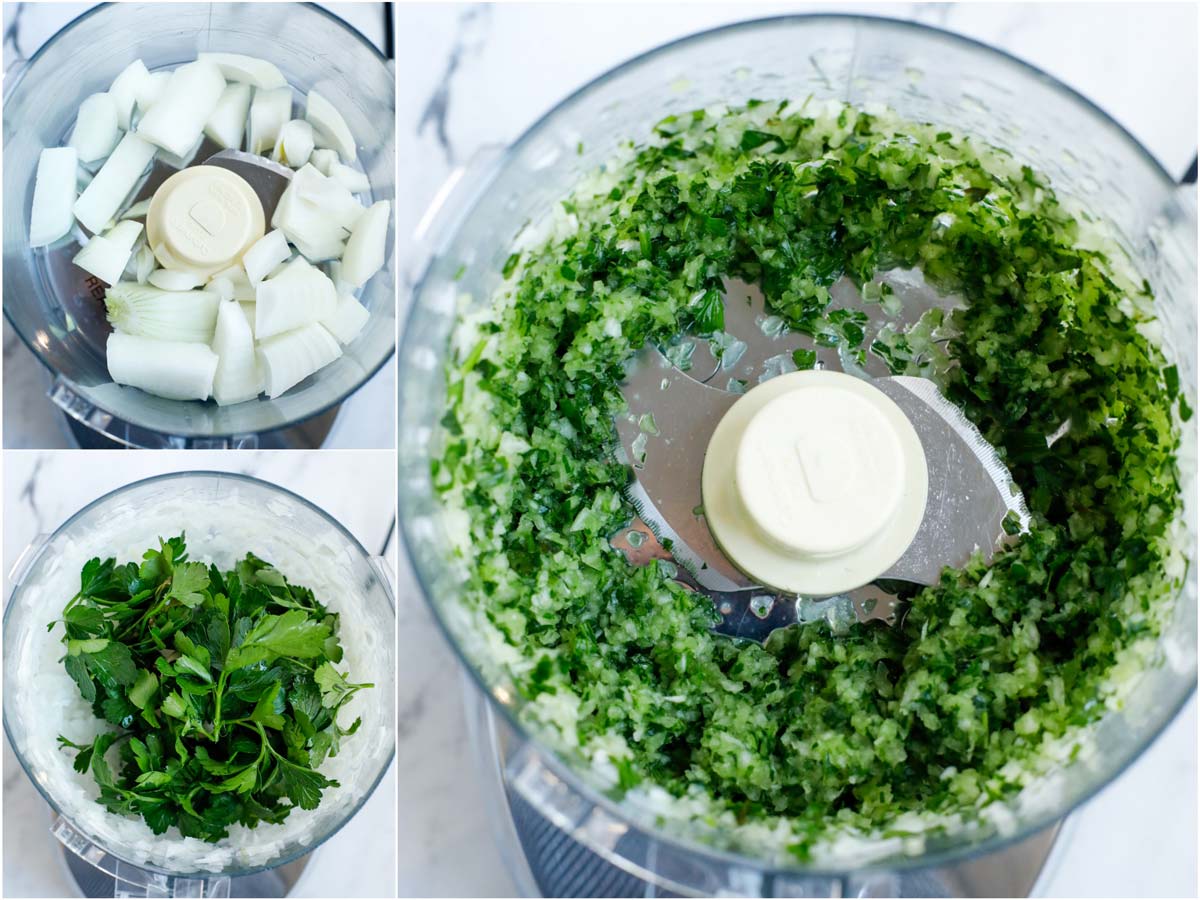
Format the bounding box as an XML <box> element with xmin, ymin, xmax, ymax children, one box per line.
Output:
<box><xmin>435</xmin><ymin>99</ymin><xmax>1187</xmax><ymax>858</ymax></box>
<box><xmin>56</xmin><ymin>535</ymin><xmax>371</xmax><ymax>843</ymax></box>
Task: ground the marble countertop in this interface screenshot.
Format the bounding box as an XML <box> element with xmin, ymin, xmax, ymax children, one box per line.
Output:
<box><xmin>1</xmin><ymin>2</ymin><xmax>396</xmax><ymax>450</ymax></box>
<box><xmin>2</xmin><ymin>451</ymin><xmax>398</xmax><ymax>897</ymax></box>
<box><xmin>396</xmin><ymin>3</ymin><xmax>1197</xmax><ymax>898</ymax></box>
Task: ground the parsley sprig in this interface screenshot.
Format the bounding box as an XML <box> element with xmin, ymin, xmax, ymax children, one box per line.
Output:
<box><xmin>54</xmin><ymin>535</ymin><xmax>371</xmax><ymax>842</ymax></box>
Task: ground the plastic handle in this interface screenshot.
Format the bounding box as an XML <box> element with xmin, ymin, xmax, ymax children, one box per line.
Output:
<box><xmin>51</xmin><ymin>817</ymin><xmax>231</xmax><ymax>898</ymax></box>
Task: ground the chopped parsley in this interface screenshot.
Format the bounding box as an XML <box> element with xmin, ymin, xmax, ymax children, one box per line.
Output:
<box><xmin>435</xmin><ymin>100</ymin><xmax>1186</xmax><ymax>859</ymax></box>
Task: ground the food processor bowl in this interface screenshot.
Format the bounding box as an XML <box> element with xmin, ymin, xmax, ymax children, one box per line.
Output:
<box><xmin>3</xmin><ymin>3</ymin><xmax>396</xmax><ymax>448</ymax></box>
<box><xmin>398</xmin><ymin>15</ymin><xmax>1197</xmax><ymax>895</ymax></box>
<box><xmin>3</xmin><ymin>472</ymin><xmax>396</xmax><ymax>892</ymax></box>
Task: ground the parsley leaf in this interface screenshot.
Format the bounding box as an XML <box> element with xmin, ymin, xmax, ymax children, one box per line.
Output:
<box><xmin>689</xmin><ymin>289</ymin><xmax>724</xmax><ymax>334</ymax></box>
<box><xmin>276</xmin><ymin>758</ymin><xmax>337</xmax><ymax>811</ymax></box>
<box><xmin>167</xmin><ymin>562</ymin><xmax>209</xmax><ymax>609</ymax></box>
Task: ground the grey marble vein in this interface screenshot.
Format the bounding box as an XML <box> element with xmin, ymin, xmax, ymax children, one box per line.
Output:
<box><xmin>3</xmin><ymin>1</ymin><xmax>27</xmax><ymax>65</ymax></box>
<box><xmin>417</xmin><ymin>4</ymin><xmax>491</xmax><ymax>166</ymax></box>
<box><xmin>395</xmin><ymin>673</ymin><xmax>431</xmax><ymax>741</ymax></box>
<box><xmin>17</xmin><ymin>455</ymin><xmax>45</xmax><ymax>536</ymax></box>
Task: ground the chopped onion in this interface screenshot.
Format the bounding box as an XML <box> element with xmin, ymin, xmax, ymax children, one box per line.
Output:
<box><xmin>266</xmin><ymin>258</ymin><xmax>292</xmax><ymax>281</ymax></box>
<box><xmin>121</xmin><ymin>232</ymin><xmax>147</xmax><ymax>281</ymax></box>
<box><xmin>68</xmin><ymin>93</ymin><xmax>120</xmax><ymax>164</ymax></box>
<box><xmin>135</xmin><ymin>244</ymin><xmax>156</xmax><ymax>284</ymax></box>
<box><xmin>209</xmin><ymin>276</ymin><xmax>234</xmax><ymax>302</ymax></box>
<box><xmin>155</xmin><ymin>135</ymin><xmax>205</xmax><ymax>171</ymax></box>
<box><xmin>136</xmin><ymin>60</ymin><xmax>226</xmax><ymax>157</ymax></box>
<box><xmin>198</xmin><ymin>52</ymin><xmax>287</xmax><ymax>90</ymax></box>
<box><xmin>73</xmin><ymin>133</ymin><xmax>156</xmax><ymax>234</ymax></box>
<box><xmin>212</xmin><ymin>301</ymin><xmax>262</xmax><ymax>405</ymax></box>
<box><xmin>107</xmin><ymin>332</ymin><xmax>217</xmax><ymax>401</ymax></box>
<box><xmin>105</xmin><ymin>283</ymin><xmax>220</xmax><ymax>342</ymax></box>
<box><xmin>321</xmin><ymin>292</ymin><xmax>370</xmax><ymax>345</ymax></box>
<box><xmin>326</xmin><ymin>260</ymin><xmax>354</xmax><ymax>295</ymax></box>
<box><xmin>272</xmin><ymin>167</ymin><xmax>347</xmax><ymax>261</ymax></box>
<box><xmin>310</xmin><ymin>148</ymin><xmax>338</xmax><ymax>176</ymax></box>
<box><xmin>292</xmin><ymin>163</ymin><xmax>363</xmax><ymax>229</ymax></box>
<box><xmin>328</xmin><ymin>161</ymin><xmax>371</xmax><ymax>194</ymax></box>
<box><xmin>272</xmin><ymin>119</ymin><xmax>315</xmax><ymax>168</ymax></box>
<box><xmin>212</xmin><ymin>264</ymin><xmax>256</xmax><ymax>302</ymax></box>
<box><xmin>242</xmin><ymin>229</ymin><xmax>291</xmax><ymax>285</ymax></box>
<box><xmin>340</xmin><ymin>200</ymin><xmax>391</xmax><ymax>288</ymax></box>
<box><xmin>255</xmin><ymin>256</ymin><xmax>336</xmax><ymax>339</ymax></box>
<box><xmin>36</xmin><ymin>54</ymin><xmax>394</xmax><ymax>411</ymax></box>
<box><xmin>204</xmin><ymin>83</ymin><xmax>252</xmax><ymax>150</ymax></box>
<box><xmin>73</xmin><ymin>220</ymin><xmax>143</xmax><ymax>285</ymax></box>
<box><xmin>136</xmin><ymin>71</ymin><xmax>170</xmax><ymax>112</ymax></box>
<box><xmin>108</xmin><ymin>221</ymin><xmax>145</xmax><ymax>248</ymax></box>
<box><xmin>256</xmin><ymin>323</ymin><xmax>342</xmax><ymax>398</ymax></box>
<box><xmin>149</xmin><ymin>268</ymin><xmax>206</xmax><ymax>291</ymax></box>
<box><xmin>110</xmin><ymin>59</ymin><xmax>151</xmax><ymax>130</ymax></box>
<box><xmin>120</xmin><ymin>197</ymin><xmax>153</xmax><ymax>220</ymax></box>
<box><xmin>248</xmin><ymin>86</ymin><xmax>292</xmax><ymax>155</ymax></box>
<box><xmin>305</xmin><ymin>90</ymin><xmax>356</xmax><ymax>162</ymax></box>
<box><xmin>30</xmin><ymin>147</ymin><xmax>78</xmax><ymax>248</ymax></box>
<box><xmin>240</xmin><ymin>301</ymin><xmax>258</xmax><ymax>338</ymax></box>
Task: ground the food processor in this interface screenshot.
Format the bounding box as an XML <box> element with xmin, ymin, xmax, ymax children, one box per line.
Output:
<box><xmin>3</xmin><ymin>3</ymin><xmax>396</xmax><ymax>448</ymax></box>
<box><xmin>4</xmin><ymin>473</ymin><xmax>397</xmax><ymax>897</ymax></box>
<box><xmin>398</xmin><ymin>15</ymin><xmax>1197</xmax><ymax>897</ymax></box>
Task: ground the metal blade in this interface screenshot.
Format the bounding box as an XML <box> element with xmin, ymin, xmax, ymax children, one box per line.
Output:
<box><xmin>681</xmin><ymin>272</ymin><xmax>963</xmax><ymax>388</ymax></box>
<box><xmin>875</xmin><ymin>377</ymin><xmax>1030</xmax><ymax>582</ymax></box>
<box><xmin>614</xmin><ymin>347</ymin><xmax>745</xmax><ymax>591</ymax></box>
<box><xmin>611</xmin><ymin>518</ymin><xmax>901</xmax><ymax>641</ymax></box>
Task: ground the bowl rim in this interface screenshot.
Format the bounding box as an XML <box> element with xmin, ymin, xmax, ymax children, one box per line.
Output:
<box><xmin>2</xmin><ymin>1</ymin><xmax>397</xmax><ymax>443</ymax></box>
<box><xmin>398</xmin><ymin>11</ymin><xmax>1197</xmax><ymax>883</ymax></box>
<box><xmin>2</xmin><ymin>469</ymin><xmax>397</xmax><ymax>880</ymax></box>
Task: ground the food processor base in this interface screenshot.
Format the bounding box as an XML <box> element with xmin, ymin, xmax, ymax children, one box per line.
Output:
<box><xmin>61</xmin><ymin>405</ymin><xmax>341</xmax><ymax>449</ymax></box>
<box><xmin>474</xmin><ymin>692</ymin><xmax>1060</xmax><ymax>898</ymax></box>
<box><xmin>60</xmin><ymin>847</ymin><xmax>311</xmax><ymax>899</ymax></box>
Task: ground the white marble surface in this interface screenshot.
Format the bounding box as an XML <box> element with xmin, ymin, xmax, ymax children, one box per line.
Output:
<box><xmin>1</xmin><ymin>1</ymin><xmax>396</xmax><ymax>450</ymax></box>
<box><xmin>2</xmin><ymin>451</ymin><xmax>398</xmax><ymax>898</ymax></box>
<box><xmin>395</xmin><ymin>3</ymin><xmax>1197</xmax><ymax>898</ymax></box>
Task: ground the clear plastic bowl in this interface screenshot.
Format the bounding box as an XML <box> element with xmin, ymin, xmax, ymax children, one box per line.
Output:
<box><xmin>2</xmin><ymin>3</ymin><xmax>395</xmax><ymax>447</ymax></box>
<box><xmin>398</xmin><ymin>14</ymin><xmax>1197</xmax><ymax>894</ymax></box>
<box><xmin>3</xmin><ymin>472</ymin><xmax>396</xmax><ymax>884</ymax></box>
